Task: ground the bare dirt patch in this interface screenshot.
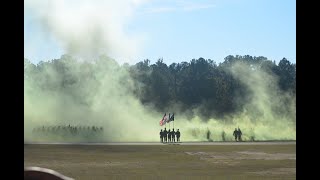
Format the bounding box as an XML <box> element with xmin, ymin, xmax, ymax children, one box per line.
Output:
<box><xmin>237</xmin><ymin>151</ymin><xmax>296</xmax><ymax>160</ymax></box>
<box><xmin>185</xmin><ymin>150</ymin><xmax>295</xmax><ymax>165</ymax></box>
<box><xmin>185</xmin><ymin>151</ymin><xmax>295</xmax><ymax>160</ymax></box>
<box><xmin>249</xmin><ymin>168</ymin><xmax>296</xmax><ymax>176</ymax></box>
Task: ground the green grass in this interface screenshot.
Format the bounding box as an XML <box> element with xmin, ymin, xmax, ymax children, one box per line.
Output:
<box><xmin>24</xmin><ymin>144</ymin><xmax>296</xmax><ymax>180</ymax></box>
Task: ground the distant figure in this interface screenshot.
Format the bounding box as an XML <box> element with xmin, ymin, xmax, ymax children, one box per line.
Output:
<box><xmin>176</xmin><ymin>129</ymin><xmax>181</xmax><ymax>142</ymax></box>
<box><xmin>160</xmin><ymin>129</ymin><xmax>163</xmax><ymax>143</ymax></box>
<box><xmin>233</xmin><ymin>128</ymin><xmax>238</xmax><ymax>142</ymax></box>
<box><xmin>172</xmin><ymin>128</ymin><xmax>176</xmax><ymax>142</ymax></box>
<box><xmin>168</xmin><ymin>129</ymin><xmax>172</xmax><ymax>143</ymax></box>
<box><xmin>221</xmin><ymin>130</ymin><xmax>226</xmax><ymax>142</ymax></box>
<box><xmin>163</xmin><ymin>128</ymin><xmax>168</xmax><ymax>143</ymax></box>
<box><xmin>238</xmin><ymin>128</ymin><xmax>242</xmax><ymax>141</ymax></box>
<box><xmin>74</xmin><ymin>127</ymin><xmax>78</xmax><ymax>134</ymax></box>
<box><xmin>206</xmin><ymin>128</ymin><xmax>211</xmax><ymax>141</ymax></box>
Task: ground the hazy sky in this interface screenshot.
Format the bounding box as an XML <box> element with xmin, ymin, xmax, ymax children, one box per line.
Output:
<box><xmin>24</xmin><ymin>0</ymin><xmax>296</xmax><ymax>65</ymax></box>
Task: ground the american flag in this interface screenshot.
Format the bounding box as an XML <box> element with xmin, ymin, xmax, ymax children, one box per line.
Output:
<box><xmin>159</xmin><ymin>113</ymin><xmax>168</xmax><ymax>126</ymax></box>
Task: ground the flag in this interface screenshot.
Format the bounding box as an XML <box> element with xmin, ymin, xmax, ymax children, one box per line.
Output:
<box><xmin>167</xmin><ymin>113</ymin><xmax>174</xmax><ymax>123</ymax></box>
<box><xmin>166</xmin><ymin>113</ymin><xmax>171</xmax><ymax>123</ymax></box>
<box><xmin>159</xmin><ymin>113</ymin><xmax>168</xmax><ymax>126</ymax></box>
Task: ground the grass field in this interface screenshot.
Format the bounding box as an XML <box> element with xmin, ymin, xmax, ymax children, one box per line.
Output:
<box><xmin>24</xmin><ymin>143</ymin><xmax>296</xmax><ymax>180</ymax></box>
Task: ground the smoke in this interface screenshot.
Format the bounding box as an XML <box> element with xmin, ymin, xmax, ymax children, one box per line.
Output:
<box><xmin>25</xmin><ymin>56</ymin><xmax>156</xmax><ymax>142</ymax></box>
<box><xmin>228</xmin><ymin>62</ymin><xmax>295</xmax><ymax>140</ymax></box>
<box><xmin>25</xmin><ymin>0</ymin><xmax>148</xmax><ymax>63</ymax></box>
<box><xmin>24</xmin><ymin>57</ymin><xmax>296</xmax><ymax>142</ymax></box>
<box><xmin>24</xmin><ymin>1</ymin><xmax>295</xmax><ymax>142</ymax></box>
<box><xmin>172</xmin><ymin>61</ymin><xmax>296</xmax><ymax>141</ymax></box>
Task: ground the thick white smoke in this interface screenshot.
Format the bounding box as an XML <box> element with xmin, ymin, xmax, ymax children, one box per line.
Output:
<box><xmin>25</xmin><ymin>0</ymin><xmax>149</xmax><ymax>64</ymax></box>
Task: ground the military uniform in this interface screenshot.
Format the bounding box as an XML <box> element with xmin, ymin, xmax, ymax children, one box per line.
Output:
<box><xmin>176</xmin><ymin>129</ymin><xmax>180</xmax><ymax>142</ymax></box>
<box><xmin>160</xmin><ymin>130</ymin><xmax>163</xmax><ymax>143</ymax></box>
<box><xmin>238</xmin><ymin>128</ymin><xmax>242</xmax><ymax>141</ymax></box>
<box><xmin>163</xmin><ymin>128</ymin><xmax>168</xmax><ymax>143</ymax></box>
<box><xmin>168</xmin><ymin>130</ymin><xmax>171</xmax><ymax>142</ymax></box>
<box><xmin>233</xmin><ymin>128</ymin><xmax>238</xmax><ymax>141</ymax></box>
<box><xmin>172</xmin><ymin>129</ymin><xmax>176</xmax><ymax>142</ymax></box>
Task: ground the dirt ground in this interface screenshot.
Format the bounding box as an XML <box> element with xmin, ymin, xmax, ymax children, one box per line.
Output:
<box><xmin>24</xmin><ymin>142</ymin><xmax>296</xmax><ymax>180</ymax></box>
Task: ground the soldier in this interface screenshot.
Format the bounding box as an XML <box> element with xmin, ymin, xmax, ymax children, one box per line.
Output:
<box><xmin>238</xmin><ymin>128</ymin><xmax>242</xmax><ymax>142</ymax></box>
<box><xmin>172</xmin><ymin>128</ymin><xmax>176</xmax><ymax>143</ymax></box>
<box><xmin>176</xmin><ymin>129</ymin><xmax>181</xmax><ymax>142</ymax></box>
<box><xmin>221</xmin><ymin>130</ymin><xmax>226</xmax><ymax>142</ymax></box>
<box><xmin>233</xmin><ymin>128</ymin><xmax>238</xmax><ymax>142</ymax></box>
<box><xmin>163</xmin><ymin>128</ymin><xmax>168</xmax><ymax>143</ymax></box>
<box><xmin>74</xmin><ymin>126</ymin><xmax>78</xmax><ymax>135</ymax></box>
<box><xmin>168</xmin><ymin>129</ymin><xmax>172</xmax><ymax>143</ymax></box>
<box><xmin>206</xmin><ymin>128</ymin><xmax>211</xmax><ymax>141</ymax></box>
<box><xmin>160</xmin><ymin>129</ymin><xmax>163</xmax><ymax>143</ymax></box>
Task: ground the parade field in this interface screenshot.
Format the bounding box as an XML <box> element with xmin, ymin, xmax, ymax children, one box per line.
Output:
<box><xmin>24</xmin><ymin>142</ymin><xmax>296</xmax><ymax>180</ymax></box>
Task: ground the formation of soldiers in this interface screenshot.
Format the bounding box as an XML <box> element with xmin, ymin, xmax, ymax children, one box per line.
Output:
<box><xmin>159</xmin><ymin>127</ymin><xmax>245</xmax><ymax>143</ymax></box>
<box><xmin>233</xmin><ymin>127</ymin><xmax>242</xmax><ymax>142</ymax></box>
<box><xmin>32</xmin><ymin>125</ymin><xmax>104</xmax><ymax>137</ymax></box>
<box><xmin>159</xmin><ymin>128</ymin><xmax>180</xmax><ymax>143</ymax></box>
<box><xmin>32</xmin><ymin>125</ymin><xmax>244</xmax><ymax>142</ymax></box>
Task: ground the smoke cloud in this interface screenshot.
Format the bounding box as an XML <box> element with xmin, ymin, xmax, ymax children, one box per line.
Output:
<box><xmin>25</xmin><ymin>0</ymin><xmax>148</xmax><ymax>64</ymax></box>
<box><xmin>24</xmin><ymin>57</ymin><xmax>296</xmax><ymax>142</ymax></box>
<box><xmin>24</xmin><ymin>1</ymin><xmax>295</xmax><ymax>142</ymax></box>
<box><xmin>177</xmin><ymin>61</ymin><xmax>295</xmax><ymax>141</ymax></box>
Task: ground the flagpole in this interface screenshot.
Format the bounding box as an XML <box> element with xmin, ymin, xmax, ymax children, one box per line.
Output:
<box><xmin>165</xmin><ymin>113</ymin><xmax>167</xmax><ymax>129</ymax></box>
<box><xmin>172</xmin><ymin>113</ymin><xmax>174</xmax><ymax>129</ymax></box>
<box><xmin>168</xmin><ymin>113</ymin><xmax>170</xmax><ymax>130</ymax></box>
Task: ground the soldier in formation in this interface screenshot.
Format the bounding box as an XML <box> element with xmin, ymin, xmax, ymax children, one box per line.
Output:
<box><xmin>159</xmin><ymin>128</ymin><xmax>180</xmax><ymax>143</ymax></box>
<box><xmin>160</xmin><ymin>129</ymin><xmax>163</xmax><ymax>143</ymax></box>
<box><xmin>163</xmin><ymin>128</ymin><xmax>168</xmax><ymax>143</ymax></box>
<box><xmin>171</xmin><ymin>128</ymin><xmax>176</xmax><ymax>142</ymax></box>
<box><xmin>176</xmin><ymin>129</ymin><xmax>180</xmax><ymax>142</ymax></box>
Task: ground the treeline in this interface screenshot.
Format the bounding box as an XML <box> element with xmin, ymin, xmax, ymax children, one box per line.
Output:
<box><xmin>128</xmin><ymin>55</ymin><xmax>295</xmax><ymax>118</ymax></box>
<box><xmin>24</xmin><ymin>55</ymin><xmax>296</xmax><ymax>120</ymax></box>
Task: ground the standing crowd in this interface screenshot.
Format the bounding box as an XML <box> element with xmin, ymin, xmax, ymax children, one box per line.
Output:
<box><xmin>159</xmin><ymin>128</ymin><xmax>180</xmax><ymax>143</ymax></box>
<box><xmin>158</xmin><ymin>127</ymin><xmax>243</xmax><ymax>143</ymax></box>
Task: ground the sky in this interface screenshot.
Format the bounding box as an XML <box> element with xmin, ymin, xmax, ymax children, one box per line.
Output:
<box><xmin>24</xmin><ymin>0</ymin><xmax>296</xmax><ymax>65</ymax></box>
